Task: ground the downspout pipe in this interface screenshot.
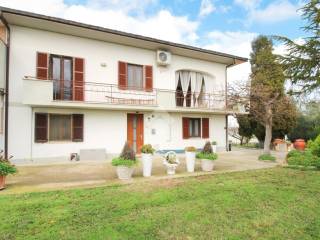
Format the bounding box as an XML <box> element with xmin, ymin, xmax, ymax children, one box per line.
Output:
<box><xmin>0</xmin><ymin>12</ymin><xmax>10</xmax><ymax>159</ymax></box>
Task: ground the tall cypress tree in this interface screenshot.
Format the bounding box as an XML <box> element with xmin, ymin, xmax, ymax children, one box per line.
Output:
<box><xmin>249</xmin><ymin>36</ymin><xmax>286</xmax><ymax>154</ymax></box>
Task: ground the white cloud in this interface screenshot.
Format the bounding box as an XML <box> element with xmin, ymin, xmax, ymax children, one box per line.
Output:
<box><xmin>199</xmin><ymin>0</ymin><xmax>216</xmax><ymax>17</ymax></box>
<box><xmin>234</xmin><ymin>0</ymin><xmax>301</xmax><ymax>24</ymax></box>
<box><xmin>251</xmin><ymin>0</ymin><xmax>299</xmax><ymax>23</ymax></box>
<box><xmin>234</xmin><ymin>0</ymin><xmax>261</xmax><ymax>10</ymax></box>
<box><xmin>0</xmin><ymin>0</ymin><xmax>199</xmax><ymax>44</ymax></box>
<box><xmin>205</xmin><ymin>30</ymin><xmax>257</xmax><ymax>58</ymax></box>
<box><xmin>204</xmin><ymin>31</ymin><xmax>258</xmax><ymax>83</ymax></box>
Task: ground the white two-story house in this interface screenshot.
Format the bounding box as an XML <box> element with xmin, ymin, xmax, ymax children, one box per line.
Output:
<box><xmin>0</xmin><ymin>7</ymin><xmax>247</xmax><ymax>163</ymax></box>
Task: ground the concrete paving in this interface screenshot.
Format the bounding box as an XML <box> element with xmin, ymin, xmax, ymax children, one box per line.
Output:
<box><xmin>2</xmin><ymin>148</ymin><xmax>284</xmax><ymax>194</ymax></box>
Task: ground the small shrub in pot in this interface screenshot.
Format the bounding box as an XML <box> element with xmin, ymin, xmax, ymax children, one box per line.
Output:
<box><xmin>0</xmin><ymin>152</ymin><xmax>17</xmax><ymax>190</ymax></box>
<box><xmin>112</xmin><ymin>142</ymin><xmax>137</xmax><ymax>180</ymax></box>
<box><xmin>141</xmin><ymin>144</ymin><xmax>155</xmax><ymax>177</ymax></box>
<box><xmin>163</xmin><ymin>151</ymin><xmax>180</xmax><ymax>175</ymax></box>
<box><xmin>185</xmin><ymin>146</ymin><xmax>196</xmax><ymax>173</ymax></box>
<box><xmin>196</xmin><ymin>141</ymin><xmax>218</xmax><ymax>172</ymax></box>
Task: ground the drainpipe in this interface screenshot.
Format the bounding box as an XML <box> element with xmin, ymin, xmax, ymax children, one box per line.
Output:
<box><xmin>0</xmin><ymin>13</ymin><xmax>10</xmax><ymax>159</ymax></box>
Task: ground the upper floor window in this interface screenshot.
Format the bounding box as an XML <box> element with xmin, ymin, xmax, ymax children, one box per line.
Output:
<box><xmin>127</xmin><ymin>64</ymin><xmax>143</xmax><ymax>90</ymax></box>
<box><xmin>50</xmin><ymin>55</ymin><xmax>73</xmax><ymax>101</ymax></box>
<box><xmin>118</xmin><ymin>61</ymin><xmax>153</xmax><ymax>91</ymax></box>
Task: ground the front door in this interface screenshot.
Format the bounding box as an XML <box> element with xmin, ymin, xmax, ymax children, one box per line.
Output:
<box><xmin>127</xmin><ymin>114</ymin><xmax>144</xmax><ymax>154</ymax></box>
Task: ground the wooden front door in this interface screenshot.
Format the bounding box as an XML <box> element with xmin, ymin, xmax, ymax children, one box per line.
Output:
<box><xmin>127</xmin><ymin>114</ymin><xmax>144</xmax><ymax>154</ymax></box>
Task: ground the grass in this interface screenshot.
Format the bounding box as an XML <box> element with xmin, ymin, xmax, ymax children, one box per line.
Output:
<box><xmin>1</xmin><ymin>168</ymin><xmax>320</xmax><ymax>239</ymax></box>
<box><xmin>258</xmin><ymin>153</ymin><xmax>277</xmax><ymax>161</ymax></box>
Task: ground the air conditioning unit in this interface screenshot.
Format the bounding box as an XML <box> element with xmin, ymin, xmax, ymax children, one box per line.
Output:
<box><xmin>156</xmin><ymin>50</ymin><xmax>171</xmax><ymax>66</ymax></box>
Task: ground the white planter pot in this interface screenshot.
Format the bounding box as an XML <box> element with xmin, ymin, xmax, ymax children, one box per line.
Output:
<box><xmin>141</xmin><ymin>153</ymin><xmax>153</xmax><ymax>177</ymax></box>
<box><xmin>212</xmin><ymin>145</ymin><xmax>217</xmax><ymax>153</ymax></box>
<box><xmin>165</xmin><ymin>163</ymin><xmax>178</xmax><ymax>175</ymax></box>
<box><xmin>185</xmin><ymin>151</ymin><xmax>196</xmax><ymax>173</ymax></box>
<box><xmin>201</xmin><ymin>159</ymin><xmax>215</xmax><ymax>172</ymax></box>
<box><xmin>116</xmin><ymin>166</ymin><xmax>134</xmax><ymax>180</ymax></box>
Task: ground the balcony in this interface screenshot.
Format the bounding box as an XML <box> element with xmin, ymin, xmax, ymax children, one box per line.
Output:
<box><xmin>23</xmin><ymin>77</ymin><xmax>246</xmax><ymax>114</ymax></box>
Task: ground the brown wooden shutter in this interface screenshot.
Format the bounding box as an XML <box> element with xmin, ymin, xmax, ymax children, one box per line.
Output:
<box><xmin>118</xmin><ymin>61</ymin><xmax>127</xmax><ymax>90</ymax></box>
<box><xmin>36</xmin><ymin>52</ymin><xmax>48</xmax><ymax>80</ymax></box>
<box><xmin>202</xmin><ymin>118</ymin><xmax>209</xmax><ymax>139</ymax></box>
<box><xmin>144</xmin><ymin>65</ymin><xmax>153</xmax><ymax>91</ymax></box>
<box><xmin>35</xmin><ymin>113</ymin><xmax>48</xmax><ymax>142</ymax></box>
<box><xmin>74</xmin><ymin>58</ymin><xmax>84</xmax><ymax>101</ymax></box>
<box><xmin>72</xmin><ymin>114</ymin><xmax>84</xmax><ymax>142</ymax></box>
<box><xmin>72</xmin><ymin>114</ymin><xmax>83</xmax><ymax>142</ymax></box>
<box><xmin>182</xmin><ymin>117</ymin><xmax>189</xmax><ymax>139</ymax></box>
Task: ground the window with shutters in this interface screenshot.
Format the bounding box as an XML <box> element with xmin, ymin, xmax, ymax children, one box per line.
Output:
<box><xmin>182</xmin><ymin>117</ymin><xmax>209</xmax><ymax>139</ymax></box>
<box><xmin>189</xmin><ymin>118</ymin><xmax>201</xmax><ymax>138</ymax></box>
<box><xmin>34</xmin><ymin>113</ymin><xmax>84</xmax><ymax>142</ymax></box>
<box><xmin>127</xmin><ymin>64</ymin><xmax>144</xmax><ymax>90</ymax></box>
<box><xmin>50</xmin><ymin>55</ymin><xmax>73</xmax><ymax>100</ymax></box>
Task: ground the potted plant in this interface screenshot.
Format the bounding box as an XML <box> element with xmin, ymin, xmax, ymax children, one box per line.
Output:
<box><xmin>112</xmin><ymin>142</ymin><xmax>137</xmax><ymax>180</ymax></box>
<box><xmin>211</xmin><ymin>141</ymin><xmax>217</xmax><ymax>153</ymax></box>
<box><xmin>294</xmin><ymin>139</ymin><xmax>306</xmax><ymax>151</ymax></box>
<box><xmin>0</xmin><ymin>152</ymin><xmax>17</xmax><ymax>190</ymax></box>
<box><xmin>196</xmin><ymin>141</ymin><xmax>218</xmax><ymax>172</ymax></box>
<box><xmin>141</xmin><ymin>144</ymin><xmax>155</xmax><ymax>177</ymax></box>
<box><xmin>185</xmin><ymin>146</ymin><xmax>196</xmax><ymax>173</ymax></box>
<box><xmin>163</xmin><ymin>151</ymin><xmax>180</xmax><ymax>175</ymax></box>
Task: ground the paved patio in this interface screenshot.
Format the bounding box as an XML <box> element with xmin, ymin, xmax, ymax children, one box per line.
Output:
<box><xmin>2</xmin><ymin>148</ymin><xmax>285</xmax><ymax>194</ymax></box>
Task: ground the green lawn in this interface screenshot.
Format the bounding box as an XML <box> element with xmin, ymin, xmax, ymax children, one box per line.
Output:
<box><xmin>1</xmin><ymin>168</ymin><xmax>320</xmax><ymax>240</ymax></box>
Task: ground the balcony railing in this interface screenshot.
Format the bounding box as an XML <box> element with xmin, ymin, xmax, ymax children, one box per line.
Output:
<box><xmin>24</xmin><ymin>77</ymin><xmax>247</xmax><ymax>112</ymax></box>
<box><xmin>53</xmin><ymin>80</ymin><xmax>157</xmax><ymax>106</ymax></box>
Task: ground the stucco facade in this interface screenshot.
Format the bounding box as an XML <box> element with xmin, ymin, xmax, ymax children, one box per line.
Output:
<box><xmin>0</xmin><ymin>8</ymin><xmax>246</xmax><ymax>163</ymax></box>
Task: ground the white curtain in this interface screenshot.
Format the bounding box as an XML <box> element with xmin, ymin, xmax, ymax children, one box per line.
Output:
<box><xmin>194</xmin><ymin>73</ymin><xmax>203</xmax><ymax>107</ymax></box>
<box><xmin>190</xmin><ymin>72</ymin><xmax>196</xmax><ymax>107</ymax></box>
<box><xmin>175</xmin><ymin>71</ymin><xmax>180</xmax><ymax>89</ymax></box>
<box><xmin>127</xmin><ymin>64</ymin><xmax>143</xmax><ymax>89</ymax></box>
<box><xmin>180</xmin><ymin>71</ymin><xmax>191</xmax><ymax>106</ymax></box>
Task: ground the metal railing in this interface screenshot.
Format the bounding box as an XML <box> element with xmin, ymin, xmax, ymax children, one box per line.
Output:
<box><xmin>24</xmin><ymin>77</ymin><xmax>247</xmax><ymax>112</ymax></box>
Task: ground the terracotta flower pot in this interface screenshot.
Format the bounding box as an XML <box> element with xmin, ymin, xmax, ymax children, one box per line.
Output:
<box><xmin>0</xmin><ymin>175</ymin><xmax>6</xmax><ymax>190</ymax></box>
<box><xmin>294</xmin><ymin>139</ymin><xmax>306</xmax><ymax>151</ymax></box>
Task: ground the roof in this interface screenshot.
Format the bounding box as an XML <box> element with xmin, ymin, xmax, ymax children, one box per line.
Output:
<box><xmin>0</xmin><ymin>7</ymin><xmax>248</xmax><ymax>66</ymax></box>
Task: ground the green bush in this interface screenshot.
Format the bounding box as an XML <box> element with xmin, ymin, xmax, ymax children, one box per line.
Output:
<box><xmin>0</xmin><ymin>161</ymin><xmax>17</xmax><ymax>176</ymax></box>
<box><xmin>0</xmin><ymin>152</ymin><xmax>17</xmax><ymax>176</ymax></box>
<box><xmin>287</xmin><ymin>149</ymin><xmax>320</xmax><ymax>169</ymax></box>
<box><xmin>308</xmin><ymin>134</ymin><xmax>320</xmax><ymax>157</ymax></box>
<box><xmin>141</xmin><ymin>144</ymin><xmax>155</xmax><ymax>154</ymax></box>
<box><xmin>196</xmin><ymin>152</ymin><xmax>218</xmax><ymax>161</ymax></box>
<box><xmin>258</xmin><ymin>154</ymin><xmax>276</xmax><ymax>161</ymax></box>
<box><xmin>111</xmin><ymin>157</ymin><xmax>137</xmax><ymax>167</ymax></box>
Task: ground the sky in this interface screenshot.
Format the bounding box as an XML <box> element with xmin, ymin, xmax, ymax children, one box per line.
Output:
<box><xmin>0</xmin><ymin>0</ymin><xmax>306</xmax><ymax>82</ymax></box>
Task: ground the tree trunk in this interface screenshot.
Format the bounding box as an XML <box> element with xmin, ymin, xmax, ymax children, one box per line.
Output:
<box><xmin>264</xmin><ymin>122</ymin><xmax>272</xmax><ymax>154</ymax></box>
<box><xmin>263</xmin><ymin>105</ymin><xmax>273</xmax><ymax>155</ymax></box>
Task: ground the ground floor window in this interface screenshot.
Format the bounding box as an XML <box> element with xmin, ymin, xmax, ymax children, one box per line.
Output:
<box><xmin>49</xmin><ymin>114</ymin><xmax>72</xmax><ymax>141</ymax></box>
<box><xmin>189</xmin><ymin>118</ymin><xmax>201</xmax><ymax>137</ymax></box>
<box><xmin>35</xmin><ymin>113</ymin><xmax>84</xmax><ymax>142</ymax></box>
<box><xmin>182</xmin><ymin>117</ymin><xmax>209</xmax><ymax>139</ymax></box>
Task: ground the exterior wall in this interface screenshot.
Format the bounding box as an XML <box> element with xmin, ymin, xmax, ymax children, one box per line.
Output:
<box><xmin>12</xmin><ymin>107</ymin><xmax>226</xmax><ymax>163</ymax></box>
<box><xmin>8</xmin><ymin>25</ymin><xmax>228</xmax><ymax>162</ymax></box>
